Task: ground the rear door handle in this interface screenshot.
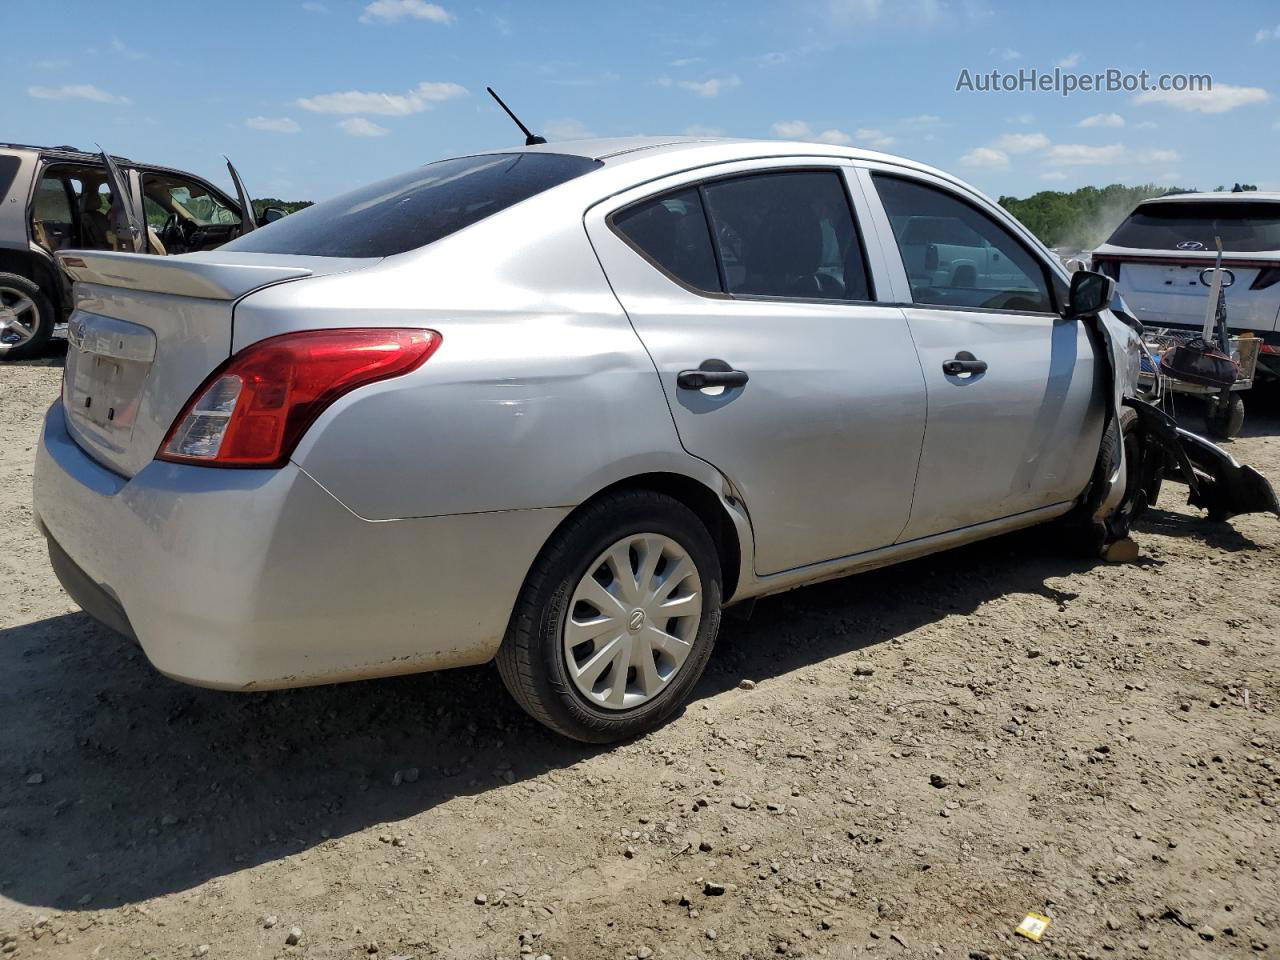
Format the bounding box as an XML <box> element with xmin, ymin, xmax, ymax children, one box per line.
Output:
<box><xmin>677</xmin><ymin>359</ymin><xmax>749</xmax><ymax>390</ymax></box>
<box><xmin>942</xmin><ymin>352</ymin><xmax>987</xmax><ymax>376</ymax></box>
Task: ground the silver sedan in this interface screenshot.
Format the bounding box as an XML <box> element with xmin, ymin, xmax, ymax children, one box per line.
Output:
<box><xmin>32</xmin><ymin>137</ymin><xmax>1276</xmax><ymax>742</ymax></box>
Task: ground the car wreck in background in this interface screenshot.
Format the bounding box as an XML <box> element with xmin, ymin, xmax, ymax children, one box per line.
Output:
<box><xmin>0</xmin><ymin>143</ymin><xmax>284</xmax><ymax>360</ymax></box>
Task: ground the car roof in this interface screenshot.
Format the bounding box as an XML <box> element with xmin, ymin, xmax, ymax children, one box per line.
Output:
<box><xmin>484</xmin><ymin>135</ymin><xmax>959</xmax><ymax>182</ymax></box>
<box><xmin>0</xmin><ymin>142</ymin><xmax>132</xmax><ymax>165</ymax></box>
<box><xmin>1138</xmin><ymin>191</ymin><xmax>1280</xmax><ymax>205</ymax></box>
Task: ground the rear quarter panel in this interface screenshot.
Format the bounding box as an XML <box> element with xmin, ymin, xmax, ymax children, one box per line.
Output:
<box><xmin>235</xmin><ymin>191</ymin><xmax>704</xmax><ymax>521</ymax></box>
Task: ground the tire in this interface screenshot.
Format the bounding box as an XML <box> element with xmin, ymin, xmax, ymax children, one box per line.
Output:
<box><xmin>0</xmin><ymin>272</ymin><xmax>54</xmax><ymax>361</ymax></box>
<box><xmin>1062</xmin><ymin>405</ymin><xmax>1150</xmax><ymax>552</ymax></box>
<box><xmin>1204</xmin><ymin>393</ymin><xmax>1244</xmax><ymax>441</ymax></box>
<box><xmin>496</xmin><ymin>490</ymin><xmax>723</xmax><ymax>743</ymax></box>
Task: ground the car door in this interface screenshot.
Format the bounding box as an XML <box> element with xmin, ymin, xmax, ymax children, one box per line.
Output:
<box><xmin>586</xmin><ymin>160</ymin><xmax>927</xmax><ymax>576</ymax></box>
<box><xmin>860</xmin><ymin>166</ymin><xmax>1103</xmax><ymax>541</ymax></box>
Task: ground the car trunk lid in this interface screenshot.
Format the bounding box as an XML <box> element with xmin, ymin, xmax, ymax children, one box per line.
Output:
<box><xmin>56</xmin><ymin>249</ymin><xmax>373</xmax><ymax>477</ymax></box>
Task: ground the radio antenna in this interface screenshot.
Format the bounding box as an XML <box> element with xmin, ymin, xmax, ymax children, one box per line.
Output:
<box><xmin>486</xmin><ymin>86</ymin><xmax>547</xmax><ymax>145</ymax></box>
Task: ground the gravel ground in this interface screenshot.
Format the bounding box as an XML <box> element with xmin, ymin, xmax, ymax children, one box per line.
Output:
<box><xmin>2</xmin><ymin>354</ymin><xmax>1278</xmax><ymax>960</ymax></box>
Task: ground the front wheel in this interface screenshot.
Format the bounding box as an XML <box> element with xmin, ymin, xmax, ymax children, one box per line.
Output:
<box><xmin>496</xmin><ymin>490</ymin><xmax>722</xmax><ymax>743</ymax></box>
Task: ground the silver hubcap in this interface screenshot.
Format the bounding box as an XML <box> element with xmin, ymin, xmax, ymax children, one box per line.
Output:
<box><xmin>0</xmin><ymin>286</ymin><xmax>40</xmax><ymax>348</ymax></box>
<box><xmin>563</xmin><ymin>533</ymin><xmax>702</xmax><ymax>711</ymax></box>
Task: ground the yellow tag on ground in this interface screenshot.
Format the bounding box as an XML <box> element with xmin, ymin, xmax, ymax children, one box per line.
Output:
<box><xmin>1015</xmin><ymin>913</ymin><xmax>1052</xmax><ymax>942</ymax></box>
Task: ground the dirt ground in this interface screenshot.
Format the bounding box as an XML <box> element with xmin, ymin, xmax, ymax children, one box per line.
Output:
<box><xmin>2</xmin><ymin>352</ymin><xmax>1278</xmax><ymax>960</ymax></box>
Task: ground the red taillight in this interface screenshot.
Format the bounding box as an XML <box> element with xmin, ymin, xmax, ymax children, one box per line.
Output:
<box><xmin>158</xmin><ymin>328</ymin><xmax>440</xmax><ymax>467</ymax></box>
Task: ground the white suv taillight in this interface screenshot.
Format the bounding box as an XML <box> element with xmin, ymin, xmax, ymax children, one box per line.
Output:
<box><xmin>158</xmin><ymin>328</ymin><xmax>440</xmax><ymax>467</ymax></box>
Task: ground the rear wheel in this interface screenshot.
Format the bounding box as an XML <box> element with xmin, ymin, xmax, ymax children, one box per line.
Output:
<box><xmin>0</xmin><ymin>273</ymin><xmax>54</xmax><ymax>361</ymax></box>
<box><xmin>496</xmin><ymin>490</ymin><xmax>722</xmax><ymax>743</ymax></box>
<box><xmin>1204</xmin><ymin>392</ymin><xmax>1244</xmax><ymax>441</ymax></box>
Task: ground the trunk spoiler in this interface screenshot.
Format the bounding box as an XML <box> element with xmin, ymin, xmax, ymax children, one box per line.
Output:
<box><xmin>56</xmin><ymin>249</ymin><xmax>314</xmax><ymax>300</ymax></box>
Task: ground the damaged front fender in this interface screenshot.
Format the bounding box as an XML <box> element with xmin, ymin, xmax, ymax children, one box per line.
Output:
<box><xmin>1125</xmin><ymin>397</ymin><xmax>1279</xmax><ymax>522</ymax></box>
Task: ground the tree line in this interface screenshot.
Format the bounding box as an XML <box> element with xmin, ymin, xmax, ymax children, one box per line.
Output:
<box><xmin>997</xmin><ymin>183</ymin><xmax>1259</xmax><ymax>251</ymax></box>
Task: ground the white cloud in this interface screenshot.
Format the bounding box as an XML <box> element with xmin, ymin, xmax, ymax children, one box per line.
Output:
<box><xmin>1134</xmin><ymin>83</ymin><xmax>1269</xmax><ymax>114</ymax></box>
<box><xmin>110</xmin><ymin>36</ymin><xmax>145</xmax><ymax>60</ymax></box>
<box><xmin>1041</xmin><ymin>143</ymin><xmax>1179</xmax><ymax>166</ymax></box>
<box><xmin>246</xmin><ymin>116</ymin><xmax>301</xmax><ymax>133</ymax></box>
<box><xmin>337</xmin><ymin>116</ymin><xmax>389</xmax><ymax>137</ymax></box>
<box><xmin>670</xmin><ymin>57</ymin><xmax>703</xmax><ymax>67</ymax></box>
<box><xmin>297</xmin><ymin>81</ymin><xmax>466</xmax><ymax>115</ymax></box>
<box><xmin>990</xmin><ymin>46</ymin><xmax>1022</xmax><ymax>61</ymax></box>
<box><xmin>1056</xmin><ymin>52</ymin><xmax>1081</xmax><ymax>68</ymax></box>
<box><xmin>959</xmin><ymin>146</ymin><xmax>1009</xmax><ymax>170</ymax></box>
<box><xmin>815</xmin><ymin>129</ymin><xmax>851</xmax><ymax>145</ymax></box>
<box><xmin>28</xmin><ymin>83</ymin><xmax>130</xmax><ymax>104</ymax></box>
<box><xmin>1040</xmin><ymin>171</ymin><xmax>1068</xmax><ymax>182</ymax></box>
<box><xmin>1256</xmin><ymin>24</ymin><xmax>1280</xmax><ymax>42</ymax></box>
<box><xmin>771</xmin><ymin>120</ymin><xmax>811</xmax><ymax>138</ymax></box>
<box><xmin>543</xmin><ymin>118</ymin><xmax>597</xmax><ymax>140</ymax></box>
<box><xmin>1078</xmin><ymin>112</ymin><xmax>1125</xmax><ymax>128</ymax></box>
<box><xmin>1043</xmin><ymin>143</ymin><xmax>1127</xmax><ymax>165</ymax></box>
<box><xmin>854</xmin><ymin>127</ymin><xmax>895</xmax><ymax>148</ymax></box>
<box><xmin>754</xmin><ymin>51</ymin><xmax>789</xmax><ymax>67</ymax></box>
<box><xmin>993</xmin><ymin>131</ymin><xmax>1050</xmax><ymax>153</ymax></box>
<box><xmin>900</xmin><ymin>113</ymin><xmax>942</xmax><ymax>125</ymax></box>
<box><xmin>359</xmin><ymin>0</ymin><xmax>452</xmax><ymax>23</ymax></box>
<box><xmin>1008</xmin><ymin>112</ymin><xmax>1035</xmax><ymax>125</ymax></box>
<box><xmin>677</xmin><ymin>75</ymin><xmax>740</xmax><ymax>97</ymax></box>
<box><xmin>826</xmin><ymin>0</ymin><xmax>947</xmax><ymax>25</ymax></box>
<box><xmin>1135</xmin><ymin>147</ymin><xmax>1179</xmax><ymax>165</ymax></box>
<box><xmin>1134</xmin><ymin>119</ymin><xmax>1158</xmax><ymax>129</ymax></box>
<box><xmin>682</xmin><ymin>123</ymin><xmax>724</xmax><ymax>136</ymax></box>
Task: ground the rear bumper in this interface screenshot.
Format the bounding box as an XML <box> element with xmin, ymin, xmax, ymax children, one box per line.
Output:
<box><xmin>33</xmin><ymin>401</ymin><xmax>567</xmax><ymax>690</ymax></box>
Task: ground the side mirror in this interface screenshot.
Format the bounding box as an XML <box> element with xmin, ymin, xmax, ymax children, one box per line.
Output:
<box><xmin>1065</xmin><ymin>269</ymin><xmax>1115</xmax><ymax>320</ymax></box>
<box><xmin>257</xmin><ymin>206</ymin><xmax>287</xmax><ymax>226</ymax></box>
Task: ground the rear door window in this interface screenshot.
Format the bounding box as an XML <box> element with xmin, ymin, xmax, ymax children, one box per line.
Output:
<box><xmin>1106</xmin><ymin>201</ymin><xmax>1280</xmax><ymax>252</ymax></box>
<box><xmin>874</xmin><ymin>174</ymin><xmax>1053</xmax><ymax>313</ymax></box>
<box><xmin>223</xmin><ymin>152</ymin><xmax>602</xmax><ymax>258</ymax></box>
<box><xmin>611</xmin><ymin>188</ymin><xmax>721</xmax><ymax>292</ymax></box>
<box><xmin>610</xmin><ymin>168</ymin><xmax>873</xmax><ymax>302</ymax></box>
<box><xmin>702</xmin><ymin>171</ymin><xmax>871</xmax><ymax>301</ymax></box>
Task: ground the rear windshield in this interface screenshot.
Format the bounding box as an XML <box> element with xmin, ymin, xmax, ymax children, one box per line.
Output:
<box><xmin>1107</xmin><ymin>200</ymin><xmax>1280</xmax><ymax>252</ymax></box>
<box><xmin>223</xmin><ymin>152</ymin><xmax>601</xmax><ymax>258</ymax></box>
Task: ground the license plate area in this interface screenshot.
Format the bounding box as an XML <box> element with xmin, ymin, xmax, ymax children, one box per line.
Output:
<box><xmin>63</xmin><ymin>312</ymin><xmax>156</xmax><ymax>456</ymax></box>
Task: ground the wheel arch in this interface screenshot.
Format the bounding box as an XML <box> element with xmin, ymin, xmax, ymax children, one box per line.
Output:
<box><xmin>546</xmin><ymin>470</ymin><xmax>749</xmax><ymax>604</ymax></box>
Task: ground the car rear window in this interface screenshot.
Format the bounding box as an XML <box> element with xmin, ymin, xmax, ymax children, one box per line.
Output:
<box><xmin>1107</xmin><ymin>201</ymin><xmax>1280</xmax><ymax>253</ymax></box>
<box><xmin>223</xmin><ymin>152</ymin><xmax>601</xmax><ymax>258</ymax></box>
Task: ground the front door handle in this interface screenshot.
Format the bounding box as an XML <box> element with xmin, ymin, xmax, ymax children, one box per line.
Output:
<box><xmin>942</xmin><ymin>351</ymin><xmax>987</xmax><ymax>376</ymax></box>
<box><xmin>677</xmin><ymin>359</ymin><xmax>749</xmax><ymax>390</ymax></box>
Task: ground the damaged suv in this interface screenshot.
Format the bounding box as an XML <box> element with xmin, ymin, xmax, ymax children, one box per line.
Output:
<box><xmin>0</xmin><ymin>142</ymin><xmax>281</xmax><ymax>359</ymax></box>
<box><xmin>32</xmin><ymin>138</ymin><xmax>1279</xmax><ymax>742</ymax></box>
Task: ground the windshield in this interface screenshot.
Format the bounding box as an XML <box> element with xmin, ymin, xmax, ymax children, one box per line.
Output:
<box><xmin>223</xmin><ymin>152</ymin><xmax>602</xmax><ymax>258</ymax></box>
<box><xmin>1106</xmin><ymin>200</ymin><xmax>1280</xmax><ymax>252</ymax></box>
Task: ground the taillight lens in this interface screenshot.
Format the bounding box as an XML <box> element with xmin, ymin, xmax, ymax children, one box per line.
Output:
<box><xmin>158</xmin><ymin>328</ymin><xmax>440</xmax><ymax>467</ymax></box>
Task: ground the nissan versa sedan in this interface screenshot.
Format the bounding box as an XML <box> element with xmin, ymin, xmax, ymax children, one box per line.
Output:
<box><xmin>33</xmin><ymin>138</ymin><xmax>1278</xmax><ymax>742</ymax></box>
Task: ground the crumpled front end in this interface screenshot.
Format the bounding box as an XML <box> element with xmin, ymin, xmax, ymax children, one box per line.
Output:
<box><xmin>1126</xmin><ymin>398</ymin><xmax>1280</xmax><ymax>522</ymax></box>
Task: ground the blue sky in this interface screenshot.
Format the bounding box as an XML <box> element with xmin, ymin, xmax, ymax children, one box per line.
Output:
<box><xmin>3</xmin><ymin>0</ymin><xmax>1276</xmax><ymax>203</ymax></box>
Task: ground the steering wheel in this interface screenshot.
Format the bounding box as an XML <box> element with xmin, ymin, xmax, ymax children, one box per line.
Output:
<box><xmin>160</xmin><ymin>213</ymin><xmax>192</xmax><ymax>250</ymax></box>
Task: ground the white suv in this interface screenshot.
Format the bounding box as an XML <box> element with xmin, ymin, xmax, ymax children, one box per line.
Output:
<box><xmin>1092</xmin><ymin>192</ymin><xmax>1280</xmax><ymax>378</ymax></box>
